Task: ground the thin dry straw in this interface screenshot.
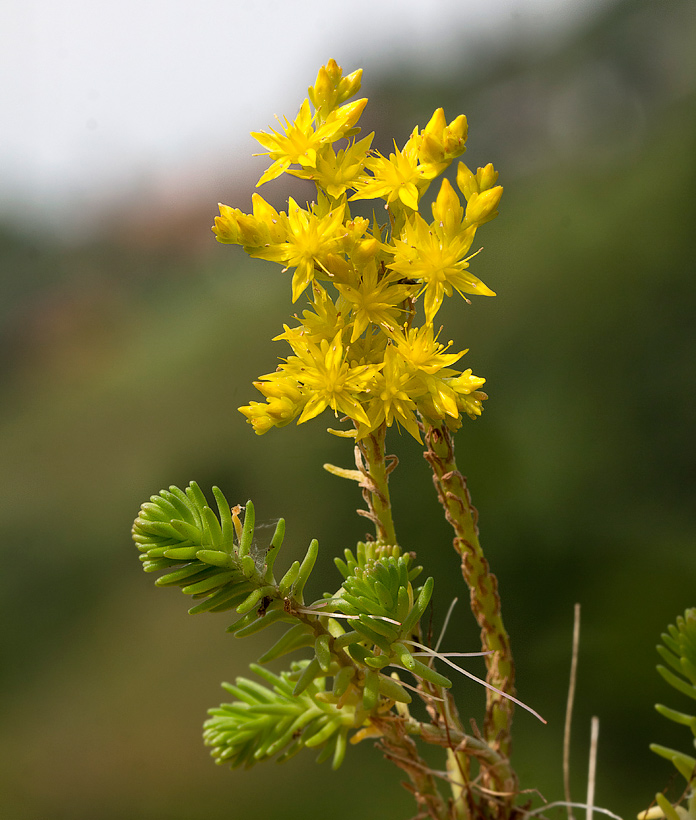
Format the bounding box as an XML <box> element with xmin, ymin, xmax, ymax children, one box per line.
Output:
<box><xmin>522</xmin><ymin>802</ymin><xmax>621</xmax><ymax>820</ymax></box>
<box><xmin>564</xmin><ymin>603</ymin><xmax>582</xmax><ymax>820</ymax></box>
<box><xmin>435</xmin><ymin>597</ymin><xmax>459</xmax><ymax>653</ymax></box>
<box><xmin>404</xmin><ymin>639</ymin><xmax>546</xmax><ymax>724</ymax></box>
<box><xmin>587</xmin><ymin>716</ymin><xmax>600</xmax><ymax>820</ymax></box>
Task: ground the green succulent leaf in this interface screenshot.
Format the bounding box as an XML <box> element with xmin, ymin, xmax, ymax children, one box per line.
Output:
<box><xmin>650</xmin><ymin>743</ymin><xmax>696</xmax><ymax>783</ymax></box>
<box><xmin>332</xmin><ymin>665</ymin><xmax>356</xmax><ymax>698</ymax></box>
<box><xmin>657</xmin><ymin>665</ymin><xmax>696</xmax><ymax>703</ymax></box>
<box><xmin>654</xmin><ymin>792</ymin><xmax>685</xmax><ymax>820</ymax></box>
<box><xmin>655</xmin><ymin>704</ymin><xmax>696</xmax><ymax>734</ymax></box>
<box><xmin>257</xmin><ymin>623</ymin><xmax>316</xmax><ymax>664</ymax></box>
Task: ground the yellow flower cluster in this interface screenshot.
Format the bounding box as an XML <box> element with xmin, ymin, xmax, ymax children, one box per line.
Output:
<box><xmin>213</xmin><ymin>60</ymin><xmax>502</xmax><ymax>442</ymax></box>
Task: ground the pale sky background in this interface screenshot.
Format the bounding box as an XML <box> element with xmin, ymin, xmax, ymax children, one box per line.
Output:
<box><xmin>1</xmin><ymin>0</ymin><xmax>610</xmax><ymax>237</ymax></box>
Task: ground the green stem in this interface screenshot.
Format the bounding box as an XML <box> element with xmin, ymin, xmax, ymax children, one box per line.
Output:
<box><xmin>355</xmin><ymin>423</ymin><xmax>398</xmax><ymax>545</ymax></box>
<box><xmin>423</xmin><ymin>423</ymin><xmax>516</xmax><ymax>781</ymax></box>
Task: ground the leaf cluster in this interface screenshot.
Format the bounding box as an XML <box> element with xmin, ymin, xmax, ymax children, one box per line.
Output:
<box><xmin>645</xmin><ymin>609</ymin><xmax>696</xmax><ymax>820</ymax></box>
<box><xmin>204</xmin><ymin>662</ymin><xmax>354</xmax><ymax>770</ymax></box>
<box><xmin>133</xmin><ymin>483</ymin><xmax>451</xmax><ymax>769</ymax></box>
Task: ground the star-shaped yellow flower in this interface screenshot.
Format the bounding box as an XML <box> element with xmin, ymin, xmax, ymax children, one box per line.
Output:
<box><xmin>289</xmin><ymin>134</ymin><xmax>374</xmax><ymax>200</ymax></box>
<box><xmin>361</xmin><ymin>343</ymin><xmax>422</xmax><ymax>442</ymax></box>
<box><xmin>350</xmin><ymin>142</ymin><xmax>434</xmax><ymax>211</ymax></box>
<box><xmin>283</xmin><ymin>331</ymin><xmax>382</xmax><ymax>427</ymax></box>
<box><xmin>252</xmin><ymin>98</ymin><xmax>367</xmax><ymax>186</ymax></box>
<box><xmin>335</xmin><ymin>260</ymin><xmax>416</xmax><ymax>342</ymax></box>
<box><xmin>388</xmin><ymin>179</ymin><xmax>495</xmax><ymax>321</ymax></box>
<box><xmin>252</xmin><ymin>197</ymin><xmax>346</xmax><ymax>302</ymax></box>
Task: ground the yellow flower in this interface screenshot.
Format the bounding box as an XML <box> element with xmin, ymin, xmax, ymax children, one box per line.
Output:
<box><xmin>361</xmin><ymin>343</ymin><xmax>422</xmax><ymax>442</ymax></box>
<box><xmin>335</xmin><ymin>260</ymin><xmax>416</xmax><ymax>342</ymax></box>
<box><xmin>252</xmin><ymin>97</ymin><xmax>367</xmax><ymax>187</ymax></box>
<box><xmin>289</xmin><ymin>134</ymin><xmax>374</xmax><ymax>200</ymax></box>
<box><xmin>392</xmin><ymin>324</ymin><xmax>465</xmax><ymax>375</ymax></box>
<box><xmin>282</xmin><ymin>331</ymin><xmax>381</xmax><ymax>427</ymax></box>
<box><xmin>350</xmin><ymin>142</ymin><xmax>433</xmax><ymax>211</ymax></box>
<box><xmin>417</xmin><ymin>372</ymin><xmax>487</xmax><ymax>428</ymax></box>
<box><xmin>388</xmin><ymin>179</ymin><xmax>495</xmax><ymax>321</ymax></box>
<box><xmin>396</xmin><ymin>330</ymin><xmax>487</xmax><ymax>427</ymax></box>
<box><xmin>253</xmin><ymin>197</ymin><xmax>346</xmax><ymax>302</ymax></box>
<box><xmin>276</xmin><ymin>282</ymin><xmax>345</xmax><ymax>346</ymax></box>
<box><xmin>225</xmin><ymin>61</ymin><xmax>500</xmax><ymax>439</ymax></box>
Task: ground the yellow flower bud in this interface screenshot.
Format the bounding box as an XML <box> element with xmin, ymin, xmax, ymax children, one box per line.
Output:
<box><xmin>324</xmin><ymin>253</ymin><xmax>351</xmax><ymax>282</ymax></box>
<box><xmin>465</xmin><ymin>186</ymin><xmax>503</xmax><ymax>226</ymax></box>
<box><xmin>431</xmin><ymin>178</ymin><xmax>464</xmax><ymax>237</ymax></box>
<box><xmin>253</xmin><ymin>376</ymin><xmax>304</xmax><ymax>403</ymax></box>
<box><xmin>212</xmin><ymin>204</ymin><xmax>242</xmax><ymax>244</ymax></box>
<box><xmin>251</xmin><ymin>194</ymin><xmax>286</xmax><ymax>244</ymax></box>
<box><xmin>323</xmin><ymin>57</ymin><xmax>342</xmax><ymax>85</ymax></box>
<box><xmin>456</xmin><ymin>163</ymin><xmax>477</xmax><ymax>201</ymax></box>
<box><xmin>477</xmin><ymin>163</ymin><xmax>499</xmax><ymax>191</ymax></box>
<box><xmin>309</xmin><ymin>60</ymin><xmax>362</xmax><ymax>117</ymax></box>
<box><xmin>337</xmin><ymin>68</ymin><xmax>362</xmax><ymax>106</ymax></box>
<box><xmin>354</xmin><ymin>236</ymin><xmax>379</xmax><ymax>263</ymax></box>
<box><xmin>418</xmin><ymin>131</ymin><xmax>446</xmax><ymax>165</ymax></box>
<box><xmin>235</xmin><ymin>213</ymin><xmax>267</xmax><ymax>247</ymax></box>
<box><xmin>446</xmin><ymin>114</ymin><xmax>468</xmax><ymax>145</ymax></box>
<box><xmin>457</xmin><ymin>162</ymin><xmax>500</xmax><ymax>207</ymax></box>
<box><xmin>457</xmin><ymin>390</ymin><xmax>487</xmax><ymax>419</ymax></box>
<box><xmin>311</xmin><ymin>65</ymin><xmax>334</xmax><ymax>110</ymax></box>
<box><xmin>423</xmin><ymin>108</ymin><xmax>447</xmax><ymax>139</ymax></box>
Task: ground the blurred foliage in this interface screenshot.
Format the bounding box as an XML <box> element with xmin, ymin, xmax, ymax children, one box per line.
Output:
<box><xmin>643</xmin><ymin>609</ymin><xmax>696</xmax><ymax>820</ymax></box>
<box><xmin>1</xmin><ymin>0</ymin><xmax>695</xmax><ymax>818</ymax></box>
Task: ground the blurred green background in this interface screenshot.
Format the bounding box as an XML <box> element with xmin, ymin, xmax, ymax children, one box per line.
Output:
<box><xmin>2</xmin><ymin>0</ymin><xmax>695</xmax><ymax>817</ymax></box>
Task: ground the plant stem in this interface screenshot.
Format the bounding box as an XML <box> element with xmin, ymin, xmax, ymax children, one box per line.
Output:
<box><xmin>419</xmin><ymin>683</ymin><xmax>519</xmax><ymax>820</ymax></box>
<box><xmin>354</xmin><ymin>422</ymin><xmax>398</xmax><ymax>545</ymax></box>
<box><xmin>410</xmin><ymin>717</ymin><xmax>515</xmax><ymax>777</ymax></box>
<box><xmin>423</xmin><ymin>423</ymin><xmax>516</xmax><ymax>776</ymax></box>
<box><xmin>372</xmin><ymin>715</ymin><xmax>451</xmax><ymax>820</ymax></box>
